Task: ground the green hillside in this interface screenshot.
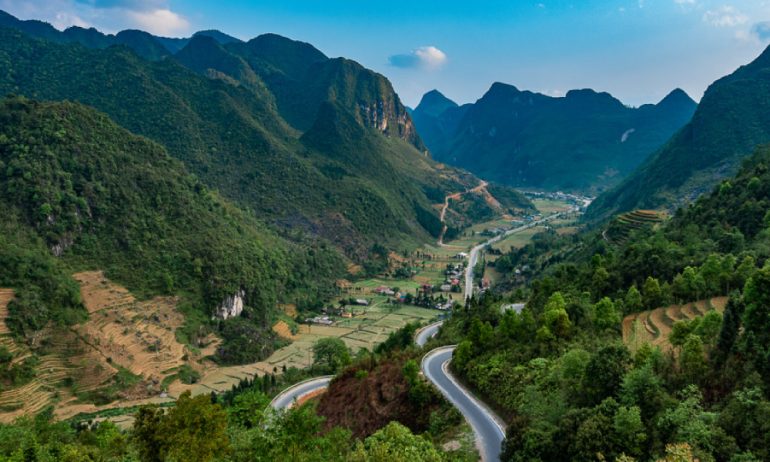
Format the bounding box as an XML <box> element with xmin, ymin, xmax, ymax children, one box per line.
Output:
<box><xmin>444</xmin><ymin>143</ymin><xmax>770</xmax><ymax>462</ymax></box>
<box><xmin>0</xmin><ymin>97</ymin><xmax>344</xmax><ymax>363</ymax></box>
<box><xmin>0</xmin><ymin>23</ymin><xmax>525</xmax><ymax>259</ymax></box>
<box><xmin>587</xmin><ymin>44</ymin><xmax>770</xmax><ymax>220</ymax></box>
<box><xmin>412</xmin><ymin>84</ymin><xmax>696</xmax><ymax>194</ymax></box>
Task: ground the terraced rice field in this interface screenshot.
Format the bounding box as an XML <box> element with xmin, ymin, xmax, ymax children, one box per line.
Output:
<box><xmin>622</xmin><ymin>296</ymin><xmax>728</xmax><ymax>352</ymax></box>
<box><xmin>0</xmin><ymin>290</ymin><xmax>81</xmax><ymax>420</ymax></box>
<box><xmin>606</xmin><ymin>210</ymin><xmax>666</xmax><ymax>245</ymax></box>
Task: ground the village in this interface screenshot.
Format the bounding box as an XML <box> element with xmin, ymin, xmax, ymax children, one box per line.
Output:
<box><xmin>304</xmin><ymin>260</ymin><xmax>466</xmax><ymax>326</ymax></box>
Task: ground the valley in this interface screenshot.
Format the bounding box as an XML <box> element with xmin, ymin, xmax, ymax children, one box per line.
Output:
<box><xmin>2</xmin><ymin>5</ymin><xmax>770</xmax><ymax>462</ymax></box>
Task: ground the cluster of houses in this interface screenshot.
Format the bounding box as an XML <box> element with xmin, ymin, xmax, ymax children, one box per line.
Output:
<box><xmin>440</xmin><ymin>263</ymin><xmax>464</xmax><ymax>292</ymax></box>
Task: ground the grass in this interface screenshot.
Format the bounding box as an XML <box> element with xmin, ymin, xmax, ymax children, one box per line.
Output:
<box><xmin>531</xmin><ymin>198</ymin><xmax>573</xmax><ymax>214</ymax></box>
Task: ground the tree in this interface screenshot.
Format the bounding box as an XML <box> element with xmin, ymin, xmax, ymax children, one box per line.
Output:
<box><xmin>613</xmin><ymin>405</ymin><xmax>646</xmax><ymax>458</ymax></box>
<box><xmin>624</xmin><ymin>286</ymin><xmax>644</xmax><ymax>314</ymax></box>
<box><xmin>133</xmin><ymin>405</ymin><xmax>165</xmax><ymax>462</ymax></box>
<box><xmin>679</xmin><ymin>334</ymin><xmax>707</xmax><ymax>385</ymax></box>
<box><xmin>620</xmin><ymin>364</ymin><xmax>668</xmax><ymax>423</ymax></box>
<box><xmin>350</xmin><ymin>422</ymin><xmax>443</xmax><ymax>462</ymax></box>
<box><xmin>158</xmin><ymin>391</ymin><xmax>230</xmax><ymax>462</ymax></box>
<box><xmin>229</xmin><ymin>388</ymin><xmax>270</xmax><ymax>429</ymax></box>
<box><xmin>716</xmin><ymin>293</ymin><xmax>743</xmax><ymax>357</ymax></box>
<box><xmin>582</xmin><ymin>344</ymin><xmax>631</xmax><ymax>405</ymax></box>
<box><xmin>594</xmin><ymin>297</ymin><xmax>621</xmax><ymax>330</ymax></box>
<box><xmin>453</xmin><ymin>340</ymin><xmax>473</xmax><ymax>371</ymax></box>
<box><xmin>312</xmin><ymin>338</ymin><xmax>351</xmax><ymax>373</ymax></box>
<box><xmin>643</xmin><ymin>277</ymin><xmax>663</xmax><ymax>310</ymax></box>
<box><xmin>543</xmin><ymin>292</ymin><xmax>571</xmax><ymax>339</ymax></box>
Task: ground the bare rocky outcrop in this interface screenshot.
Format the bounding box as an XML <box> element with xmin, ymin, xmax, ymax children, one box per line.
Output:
<box><xmin>51</xmin><ymin>235</ymin><xmax>74</xmax><ymax>257</ymax></box>
<box><xmin>213</xmin><ymin>290</ymin><xmax>245</xmax><ymax>320</ymax></box>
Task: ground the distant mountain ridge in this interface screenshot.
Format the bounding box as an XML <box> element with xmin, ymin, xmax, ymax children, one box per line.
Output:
<box><xmin>0</xmin><ymin>10</ymin><xmax>241</xmax><ymax>60</ymax></box>
<box><xmin>412</xmin><ymin>84</ymin><xmax>696</xmax><ymax>193</ymax></box>
<box><xmin>0</xmin><ymin>10</ymin><xmax>529</xmax><ymax>260</ymax></box>
<box><xmin>587</xmin><ymin>43</ymin><xmax>770</xmax><ymax>219</ymax></box>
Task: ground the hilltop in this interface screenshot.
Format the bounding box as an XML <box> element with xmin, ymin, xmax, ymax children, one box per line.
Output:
<box><xmin>411</xmin><ymin>84</ymin><xmax>696</xmax><ymax>194</ymax></box>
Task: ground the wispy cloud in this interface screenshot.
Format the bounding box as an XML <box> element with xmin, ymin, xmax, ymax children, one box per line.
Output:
<box><xmin>389</xmin><ymin>46</ymin><xmax>447</xmax><ymax>70</ymax></box>
<box><xmin>703</xmin><ymin>6</ymin><xmax>749</xmax><ymax>28</ymax></box>
<box><xmin>0</xmin><ymin>0</ymin><xmax>190</xmax><ymax>35</ymax></box>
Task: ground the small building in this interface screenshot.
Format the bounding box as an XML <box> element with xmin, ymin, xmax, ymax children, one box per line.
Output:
<box><xmin>440</xmin><ymin>284</ymin><xmax>452</xmax><ymax>292</ymax></box>
<box><xmin>307</xmin><ymin>316</ymin><xmax>334</xmax><ymax>325</ymax></box>
<box><xmin>455</xmin><ymin>252</ymin><xmax>468</xmax><ymax>259</ymax></box>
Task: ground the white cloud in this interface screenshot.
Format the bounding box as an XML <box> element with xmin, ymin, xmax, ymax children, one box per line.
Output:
<box><xmin>703</xmin><ymin>6</ymin><xmax>749</xmax><ymax>28</ymax></box>
<box><xmin>52</xmin><ymin>11</ymin><xmax>91</xmax><ymax>29</ymax></box>
<box><xmin>674</xmin><ymin>0</ymin><xmax>696</xmax><ymax>4</ymax></box>
<box><xmin>125</xmin><ymin>8</ymin><xmax>189</xmax><ymax>35</ymax></box>
<box><xmin>389</xmin><ymin>46</ymin><xmax>447</xmax><ymax>70</ymax></box>
<box><xmin>0</xmin><ymin>0</ymin><xmax>190</xmax><ymax>35</ymax></box>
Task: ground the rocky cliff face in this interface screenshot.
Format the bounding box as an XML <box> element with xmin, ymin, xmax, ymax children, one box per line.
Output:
<box><xmin>214</xmin><ymin>290</ymin><xmax>245</xmax><ymax>320</ymax></box>
<box><xmin>359</xmin><ymin>99</ymin><xmax>423</xmax><ymax>151</ymax></box>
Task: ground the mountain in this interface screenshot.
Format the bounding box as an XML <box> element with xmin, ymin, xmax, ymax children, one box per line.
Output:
<box><xmin>0</xmin><ymin>96</ymin><xmax>343</xmax><ymax>364</ymax></box>
<box><xmin>0</xmin><ymin>10</ymin><xmax>238</xmax><ymax>61</ymax></box>
<box><xmin>412</xmin><ymin>84</ymin><xmax>696</xmax><ymax>193</ymax></box>
<box><xmin>224</xmin><ymin>34</ymin><xmax>424</xmax><ymax>149</ymax></box>
<box><xmin>587</xmin><ymin>45</ymin><xmax>770</xmax><ymax>219</ymax></box>
<box><xmin>410</xmin><ymin>90</ymin><xmax>470</xmax><ymax>158</ymax></box>
<box><xmin>0</xmin><ymin>11</ymin><xmax>530</xmax><ymax>259</ymax></box>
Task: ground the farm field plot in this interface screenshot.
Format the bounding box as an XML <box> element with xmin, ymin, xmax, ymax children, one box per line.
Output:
<box><xmin>622</xmin><ymin>296</ymin><xmax>728</xmax><ymax>352</ymax></box>
<box><xmin>490</xmin><ymin>226</ymin><xmax>546</xmax><ymax>253</ymax></box>
<box><xmin>186</xmin><ymin>303</ymin><xmax>440</xmax><ymax>398</ymax></box>
<box><xmin>531</xmin><ymin>198</ymin><xmax>573</xmax><ymax>214</ymax></box>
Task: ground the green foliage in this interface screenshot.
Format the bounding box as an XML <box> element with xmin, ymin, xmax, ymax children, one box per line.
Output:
<box><xmin>0</xmin><ymin>24</ymin><xmax>529</xmax><ymax>261</ymax></box>
<box><xmin>350</xmin><ymin>421</ymin><xmax>443</xmax><ymax>462</ymax></box>
<box><xmin>588</xmin><ymin>45</ymin><xmax>770</xmax><ymax>219</ymax></box>
<box><xmin>312</xmin><ymin>337</ymin><xmax>351</xmax><ymax>374</ymax></box>
<box><xmin>0</xmin><ymin>96</ymin><xmax>348</xmax><ymax>363</ymax></box>
<box><xmin>133</xmin><ymin>391</ymin><xmax>229</xmax><ymax>462</ymax></box>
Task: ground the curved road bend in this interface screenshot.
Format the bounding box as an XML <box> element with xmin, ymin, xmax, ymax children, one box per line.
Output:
<box><xmin>270</xmin><ymin>376</ymin><xmax>333</xmax><ymax>410</ymax></box>
<box><xmin>422</xmin><ymin>347</ymin><xmax>506</xmax><ymax>461</ymax></box>
<box><xmin>272</xmin><ymin>322</ymin><xmax>507</xmax><ymax>460</ymax></box>
<box><xmin>415</xmin><ymin>320</ymin><xmax>444</xmax><ymax>347</ymax></box>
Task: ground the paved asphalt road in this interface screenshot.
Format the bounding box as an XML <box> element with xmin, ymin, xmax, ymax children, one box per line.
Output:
<box><xmin>415</xmin><ymin>320</ymin><xmax>444</xmax><ymax>347</ymax></box>
<box><xmin>464</xmin><ymin>209</ymin><xmax>576</xmax><ymax>300</ymax></box>
<box><xmin>422</xmin><ymin>347</ymin><xmax>506</xmax><ymax>461</ymax></box>
<box><xmin>270</xmin><ymin>376</ymin><xmax>333</xmax><ymax>410</ymax></box>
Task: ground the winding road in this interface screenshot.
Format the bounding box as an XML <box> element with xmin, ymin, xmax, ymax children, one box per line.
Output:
<box><xmin>269</xmin><ymin>376</ymin><xmax>333</xmax><ymax>410</ymax></box>
<box><xmin>272</xmin><ymin>318</ymin><xmax>507</xmax><ymax>461</ymax></box>
<box><xmin>422</xmin><ymin>346</ymin><xmax>506</xmax><ymax>461</ymax></box>
<box><xmin>415</xmin><ymin>320</ymin><xmax>444</xmax><ymax>347</ymax></box>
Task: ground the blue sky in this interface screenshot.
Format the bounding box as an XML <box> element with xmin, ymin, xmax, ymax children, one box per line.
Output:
<box><xmin>2</xmin><ymin>0</ymin><xmax>770</xmax><ymax>107</ymax></box>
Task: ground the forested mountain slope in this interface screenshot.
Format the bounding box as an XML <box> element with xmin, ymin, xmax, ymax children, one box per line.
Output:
<box><xmin>0</xmin><ymin>17</ymin><xmax>530</xmax><ymax>258</ymax></box>
<box><xmin>0</xmin><ymin>97</ymin><xmax>343</xmax><ymax>364</ymax></box>
<box><xmin>411</xmin><ymin>85</ymin><xmax>696</xmax><ymax>193</ymax></box>
<box><xmin>588</xmin><ymin>43</ymin><xmax>770</xmax><ymax>220</ymax></box>
<box><xmin>445</xmin><ymin>144</ymin><xmax>770</xmax><ymax>461</ymax></box>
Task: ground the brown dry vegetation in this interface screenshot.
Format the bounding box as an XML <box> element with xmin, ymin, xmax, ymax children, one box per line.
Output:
<box><xmin>316</xmin><ymin>355</ymin><xmax>438</xmax><ymax>438</ymax></box>
<box><xmin>72</xmin><ymin>272</ymin><xmax>192</xmax><ymax>381</ymax></box>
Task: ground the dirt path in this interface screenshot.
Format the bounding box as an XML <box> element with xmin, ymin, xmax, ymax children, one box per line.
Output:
<box><xmin>437</xmin><ymin>181</ymin><xmax>491</xmax><ymax>246</ymax></box>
